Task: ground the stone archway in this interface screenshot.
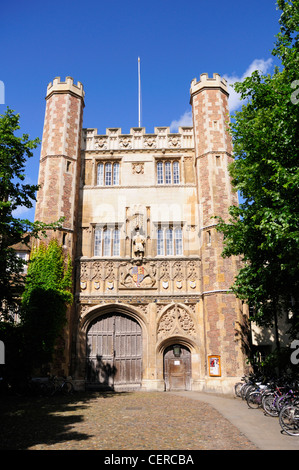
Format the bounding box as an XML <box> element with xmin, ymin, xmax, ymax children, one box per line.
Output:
<box><xmin>86</xmin><ymin>311</ymin><xmax>142</xmax><ymax>391</ymax></box>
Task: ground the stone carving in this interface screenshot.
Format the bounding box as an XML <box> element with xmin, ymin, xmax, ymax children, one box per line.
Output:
<box><xmin>119</xmin><ymin>261</ymin><xmax>156</xmax><ymax>288</ymax></box>
<box><xmin>157</xmin><ymin>304</ymin><xmax>196</xmax><ymax>339</ymax></box>
<box><xmin>133</xmin><ymin>229</ymin><xmax>146</xmax><ymax>259</ymax></box>
<box><xmin>143</xmin><ymin>136</ymin><xmax>156</xmax><ymax>148</ymax></box>
<box><xmin>94</xmin><ymin>137</ymin><xmax>107</xmax><ymax>149</ymax></box>
<box><xmin>132</xmin><ymin>162</ymin><xmax>144</xmax><ymax>174</ymax></box>
<box><xmin>119</xmin><ymin>137</ymin><xmax>132</xmax><ymax>149</ymax></box>
<box><xmin>187</xmin><ymin>260</ymin><xmax>199</xmax><ymax>279</ymax></box>
<box><xmin>172</xmin><ymin>261</ymin><xmax>184</xmax><ymax>280</ymax></box>
<box><xmin>78</xmin><ymin>258</ymin><xmax>200</xmax><ymax>292</ymax></box>
<box><xmin>80</xmin><ymin>304</ymin><xmax>90</xmax><ymax>316</ymax></box>
<box><xmin>80</xmin><ymin>262</ymin><xmax>89</xmax><ymax>280</ymax></box>
<box><xmin>168</xmin><ymin>136</ymin><xmax>181</xmax><ymax>148</ymax></box>
<box><xmin>104</xmin><ymin>261</ymin><xmax>115</xmax><ymax>280</ymax></box>
<box><xmin>91</xmin><ymin>261</ymin><xmax>103</xmax><ymax>280</ymax></box>
<box><xmin>158</xmin><ymin>261</ymin><xmax>170</xmax><ymax>280</ymax></box>
<box><xmin>133</xmin><ymin>304</ymin><xmax>148</xmax><ymax>315</ymax></box>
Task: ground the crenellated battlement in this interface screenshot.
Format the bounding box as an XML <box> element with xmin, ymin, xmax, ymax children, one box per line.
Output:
<box><xmin>82</xmin><ymin>126</ymin><xmax>194</xmax><ymax>151</ymax></box>
<box><xmin>46</xmin><ymin>76</ymin><xmax>85</xmax><ymax>100</ymax></box>
<box><xmin>190</xmin><ymin>73</ymin><xmax>228</xmax><ymax>98</ymax></box>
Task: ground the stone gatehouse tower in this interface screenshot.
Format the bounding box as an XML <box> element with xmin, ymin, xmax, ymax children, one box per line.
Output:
<box><xmin>35</xmin><ymin>73</ymin><xmax>249</xmax><ymax>393</ymax></box>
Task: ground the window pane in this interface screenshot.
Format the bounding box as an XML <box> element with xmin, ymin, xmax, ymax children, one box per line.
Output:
<box><xmin>103</xmin><ymin>229</ymin><xmax>111</xmax><ymax>256</ymax></box>
<box><xmin>157</xmin><ymin>162</ymin><xmax>163</xmax><ymax>184</ymax></box>
<box><xmin>113</xmin><ymin>163</ymin><xmax>119</xmax><ymax>185</ymax></box>
<box><xmin>165</xmin><ymin>162</ymin><xmax>171</xmax><ymax>184</ymax></box>
<box><xmin>105</xmin><ymin>163</ymin><xmax>112</xmax><ymax>186</ymax></box>
<box><xmin>157</xmin><ymin>229</ymin><xmax>164</xmax><ymax>255</ymax></box>
<box><xmin>94</xmin><ymin>229</ymin><xmax>102</xmax><ymax>256</ymax></box>
<box><xmin>166</xmin><ymin>228</ymin><xmax>173</xmax><ymax>255</ymax></box>
<box><xmin>173</xmin><ymin>161</ymin><xmax>180</xmax><ymax>184</ymax></box>
<box><xmin>175</xmin><ymin>228</ymin><xmax>183</xmax><ymax>255</ymax></box>
<box><xmin>113</xmin><ymin>229</ymin><xmax>120</xmax><ymax>256</ymax></box>
<box><xmin>97</xmin><ymin>163</ymin><xmax>104</xmax><ymax>185</ymax></box>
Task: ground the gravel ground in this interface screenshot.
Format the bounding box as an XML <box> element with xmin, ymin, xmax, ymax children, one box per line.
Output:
<box><xmin>0</xmin><ymin>391</ymin><xmax>258</xmax><ymax>450</ymax></box>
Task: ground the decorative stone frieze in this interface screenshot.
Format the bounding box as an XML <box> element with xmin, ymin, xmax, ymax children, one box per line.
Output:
<box><xmin>77</xmin><ymin>257</ymin><xmax>200</xmax><ymax>293</ymax></box>
<box><xmin>82</xmin><ymin>126</ymin><xmax>194</xmax><ymax>152</ymax></box>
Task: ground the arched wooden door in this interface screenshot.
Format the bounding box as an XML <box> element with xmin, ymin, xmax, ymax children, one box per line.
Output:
<box><xmin>86</xmin><ymin>312</ymin><xmax>142</xmax><ymax>390</ymax></box>
<box><xmin>164</xmin><ymin>344</ymin><xmax>191</xmax><ymax>391</ymax></box>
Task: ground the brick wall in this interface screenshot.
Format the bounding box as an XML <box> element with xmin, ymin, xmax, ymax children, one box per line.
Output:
<box><xmin>191</xmin><ymin>75</ymin><xmax>246</xmax><ymax>378</ymax></box>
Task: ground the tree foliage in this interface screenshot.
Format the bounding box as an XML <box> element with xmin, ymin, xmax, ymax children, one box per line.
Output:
<box><xmin>216</xmin><ymin>0</ymin><xmax>299</xmax><ymax>336</ymax></box>
<box><xmin>20</xmin><ymin>239</ymin><xmax>73</xmax><ymax>370</ymax></box>
<box><xmin>0</xmin><ymin>108</ymin><xmax>63</xmax><ymax>319</ymax></box>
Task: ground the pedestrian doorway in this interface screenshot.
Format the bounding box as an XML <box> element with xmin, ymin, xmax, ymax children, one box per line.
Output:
<box><xmin>164</xmin><ymin>344</ymin><xmax>191</xmax><ymax>391</ymax></box>
<box><xmin>86</xmin><ymin>312</ymin><xmax>142</xmax><ymax>390</ymax></box>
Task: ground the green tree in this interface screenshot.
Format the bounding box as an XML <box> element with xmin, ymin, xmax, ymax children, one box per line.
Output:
<box><xmin>21</xmin><ymin>239</ymin><xmax>73</xmax><ymax>372</ymax></box>
<box><xmin>0</xmin><ymin>108</ymin><xmax>63</xmax><ymax>320</ymax></box>
<box><xmin>216</xmin><ymin>0</ymin><xmax>299</xmax><ymax>341</ymax></box>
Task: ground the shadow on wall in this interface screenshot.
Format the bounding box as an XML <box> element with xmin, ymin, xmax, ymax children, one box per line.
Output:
<box><xmin>85</xmin><ymin>349</ymin><xmax>117</xmax><ymax>391</ymax></box>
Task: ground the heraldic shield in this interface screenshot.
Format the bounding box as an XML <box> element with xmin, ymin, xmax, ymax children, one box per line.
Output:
<box><xmin>132</xmin><ymin>266</ymin><xmax>144</xmax><ymax>287</ymax></box>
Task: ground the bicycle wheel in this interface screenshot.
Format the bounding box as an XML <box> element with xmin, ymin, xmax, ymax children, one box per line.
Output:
<box><xmin>234</xmin><ymin>382</ymin><xmax>243</xmax><ymax>397</ymax></box>
<box><xmin>244</xmin><ymin>385</ymin><xmax>256</xmax><ymax>401</ymax></box>
<box><xmin>261</xmin><ymin>391</ymin><xmax>273</xmax><ymax>410</ymax></box>
<box><xmin>247</xmin><ymin>391</ymin><xmax>262</xmax><ymax>409</ymax></box>
<box><xmin>276</xmin><ymin>395</ymin><xmax>293</xmax><ymax>413</ymax></box>
<box><xmin>263</xmin><ymin>394</ymin><xmax>279</xmax><ymax>417</ymax></box>
<box><xmin>62</xmin><ymin>381</ymin><xmax>74</xmax><ymax>395</ymax></box>
<box><xmin>279</xmin><ymin>405</ymin><xmax>299</xmax><ymax>436</ymax></box>
<box><xmin>241</xmin><ymin>384</ymin><xmax>252</xmax><ymax>400</ymax></box>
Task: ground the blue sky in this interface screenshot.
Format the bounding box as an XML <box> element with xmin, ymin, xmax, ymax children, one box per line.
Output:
<box><xmin>0</xmin><ymin>0</ymin><xmax>281</xmax><ymax>222</ymax></box>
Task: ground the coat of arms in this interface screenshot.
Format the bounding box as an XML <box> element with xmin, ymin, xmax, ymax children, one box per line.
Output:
<box><xmin>132</xmin><ymin>266</ymin><xmax>144</xmax><ymax>287</ymax></box>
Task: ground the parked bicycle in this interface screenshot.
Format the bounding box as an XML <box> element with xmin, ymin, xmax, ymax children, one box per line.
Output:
<box><xmin>234</xmin><ymin>373</ymin><xmax>299</xmax><ymax>437</ymax></box>
<box><xmin>279</xmin><ymin>403</ymin><xmax>299</xmax><ymax>436</ymax></box>
<box><xmin>43</xmin><ymin>375</ymin><xmax>74</xmax><ymax>396</ymax></box>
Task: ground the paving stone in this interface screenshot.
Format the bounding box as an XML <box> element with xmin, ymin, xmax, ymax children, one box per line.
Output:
<box><xmin>0</xmin><ymin>391</ymin><xmax>257</xmax><ymax>450</ymax></box>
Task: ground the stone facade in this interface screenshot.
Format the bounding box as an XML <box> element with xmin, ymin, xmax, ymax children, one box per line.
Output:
<box><xmin>35</xmin><ymin>74</ymin><xmax>249</xmax><ymax>394</ymax></box>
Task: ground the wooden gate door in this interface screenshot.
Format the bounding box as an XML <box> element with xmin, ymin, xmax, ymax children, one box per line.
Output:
<box><xmin>164</xmin><ymin>345</ymin><xmax>191</xmax><ymax>391</ymax></box>
<box><xmin>86</xmin><ymin>313</ymin><xmax>142</xmax><ymax>390</ymax></box>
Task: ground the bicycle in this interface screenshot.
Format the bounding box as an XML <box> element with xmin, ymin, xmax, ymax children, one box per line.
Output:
<box><xmin>279</xmin><ymin>403</ymin><xmax>299</xmax><ymax>436</ymax></box>
<box><xmin>235</xmin><ymin>374</ymin><xmax>260</xmax><ymax>400</ymax></box>
<box><xmin>275</xmin><ymin>383</ymin><xmax>299</xmax><ymax>413</ymax></box>
<box><xmin>246</xmin><ymin>383</ymin><xmax>270</xmax><ymax>409</ymax></box>
<box><xmin>44</xmin><ymin>375</ymin><xmax>74</xmax><ymax>396</ymax></box>
<box><xmin>262</xmin><ymin>381</ymin><xmax>289</xmax><ymax>417</ymax></box>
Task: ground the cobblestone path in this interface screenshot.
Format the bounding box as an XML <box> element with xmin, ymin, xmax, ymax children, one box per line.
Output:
<box><xmin>0</xmin><ymin>391</ymin><xmax>258</xmax><ymax>450</ymax></box>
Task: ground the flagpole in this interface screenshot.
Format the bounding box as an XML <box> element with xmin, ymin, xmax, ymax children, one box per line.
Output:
<box><xmin>138</xmin><ymin>57</ymin><xmax>141</xmax><ymax>127</ymax></box>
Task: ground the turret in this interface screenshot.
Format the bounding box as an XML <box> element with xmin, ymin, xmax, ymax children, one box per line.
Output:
<box><xmin>35</xmin><ymin>77</ymin><xmax>85</xmax><ymax>255</ymax></box>
<box><xmin>190</xmin><ymin>73</ymin><xmax>246</xmax><ymax>382</ymax></box>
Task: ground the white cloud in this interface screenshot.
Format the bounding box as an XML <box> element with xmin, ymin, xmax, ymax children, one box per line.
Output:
<box><xmin>223</xmin><ymin>58</ymin><xmax>273</xmax><ymax>112</ymax></box>
<box><xmin>170</xmin><ymin>110</ymin><xmax>193</xmax><ymax>132</ymax></box>
<box><xmin>12</xmin><ymin>206</ymin><xmax>32</xmax><ymax>217</ymax></box>
<box><xmin>170</xmin><ymin>59</ymin><xmax>274</xmax><ymax>131</ymax></box>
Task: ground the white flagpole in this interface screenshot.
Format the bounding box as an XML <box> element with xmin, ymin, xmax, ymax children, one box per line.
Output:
<box><xmin>138</xmin><ymin>57</ymin><xmax>141</xmax><ymax>127</ymax></box>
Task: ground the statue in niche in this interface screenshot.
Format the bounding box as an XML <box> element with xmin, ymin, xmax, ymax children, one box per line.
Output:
<box><xmin>132</xmin><ymin>227</ymin><xmax>146</xmax><ymax>259</ymax></box>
